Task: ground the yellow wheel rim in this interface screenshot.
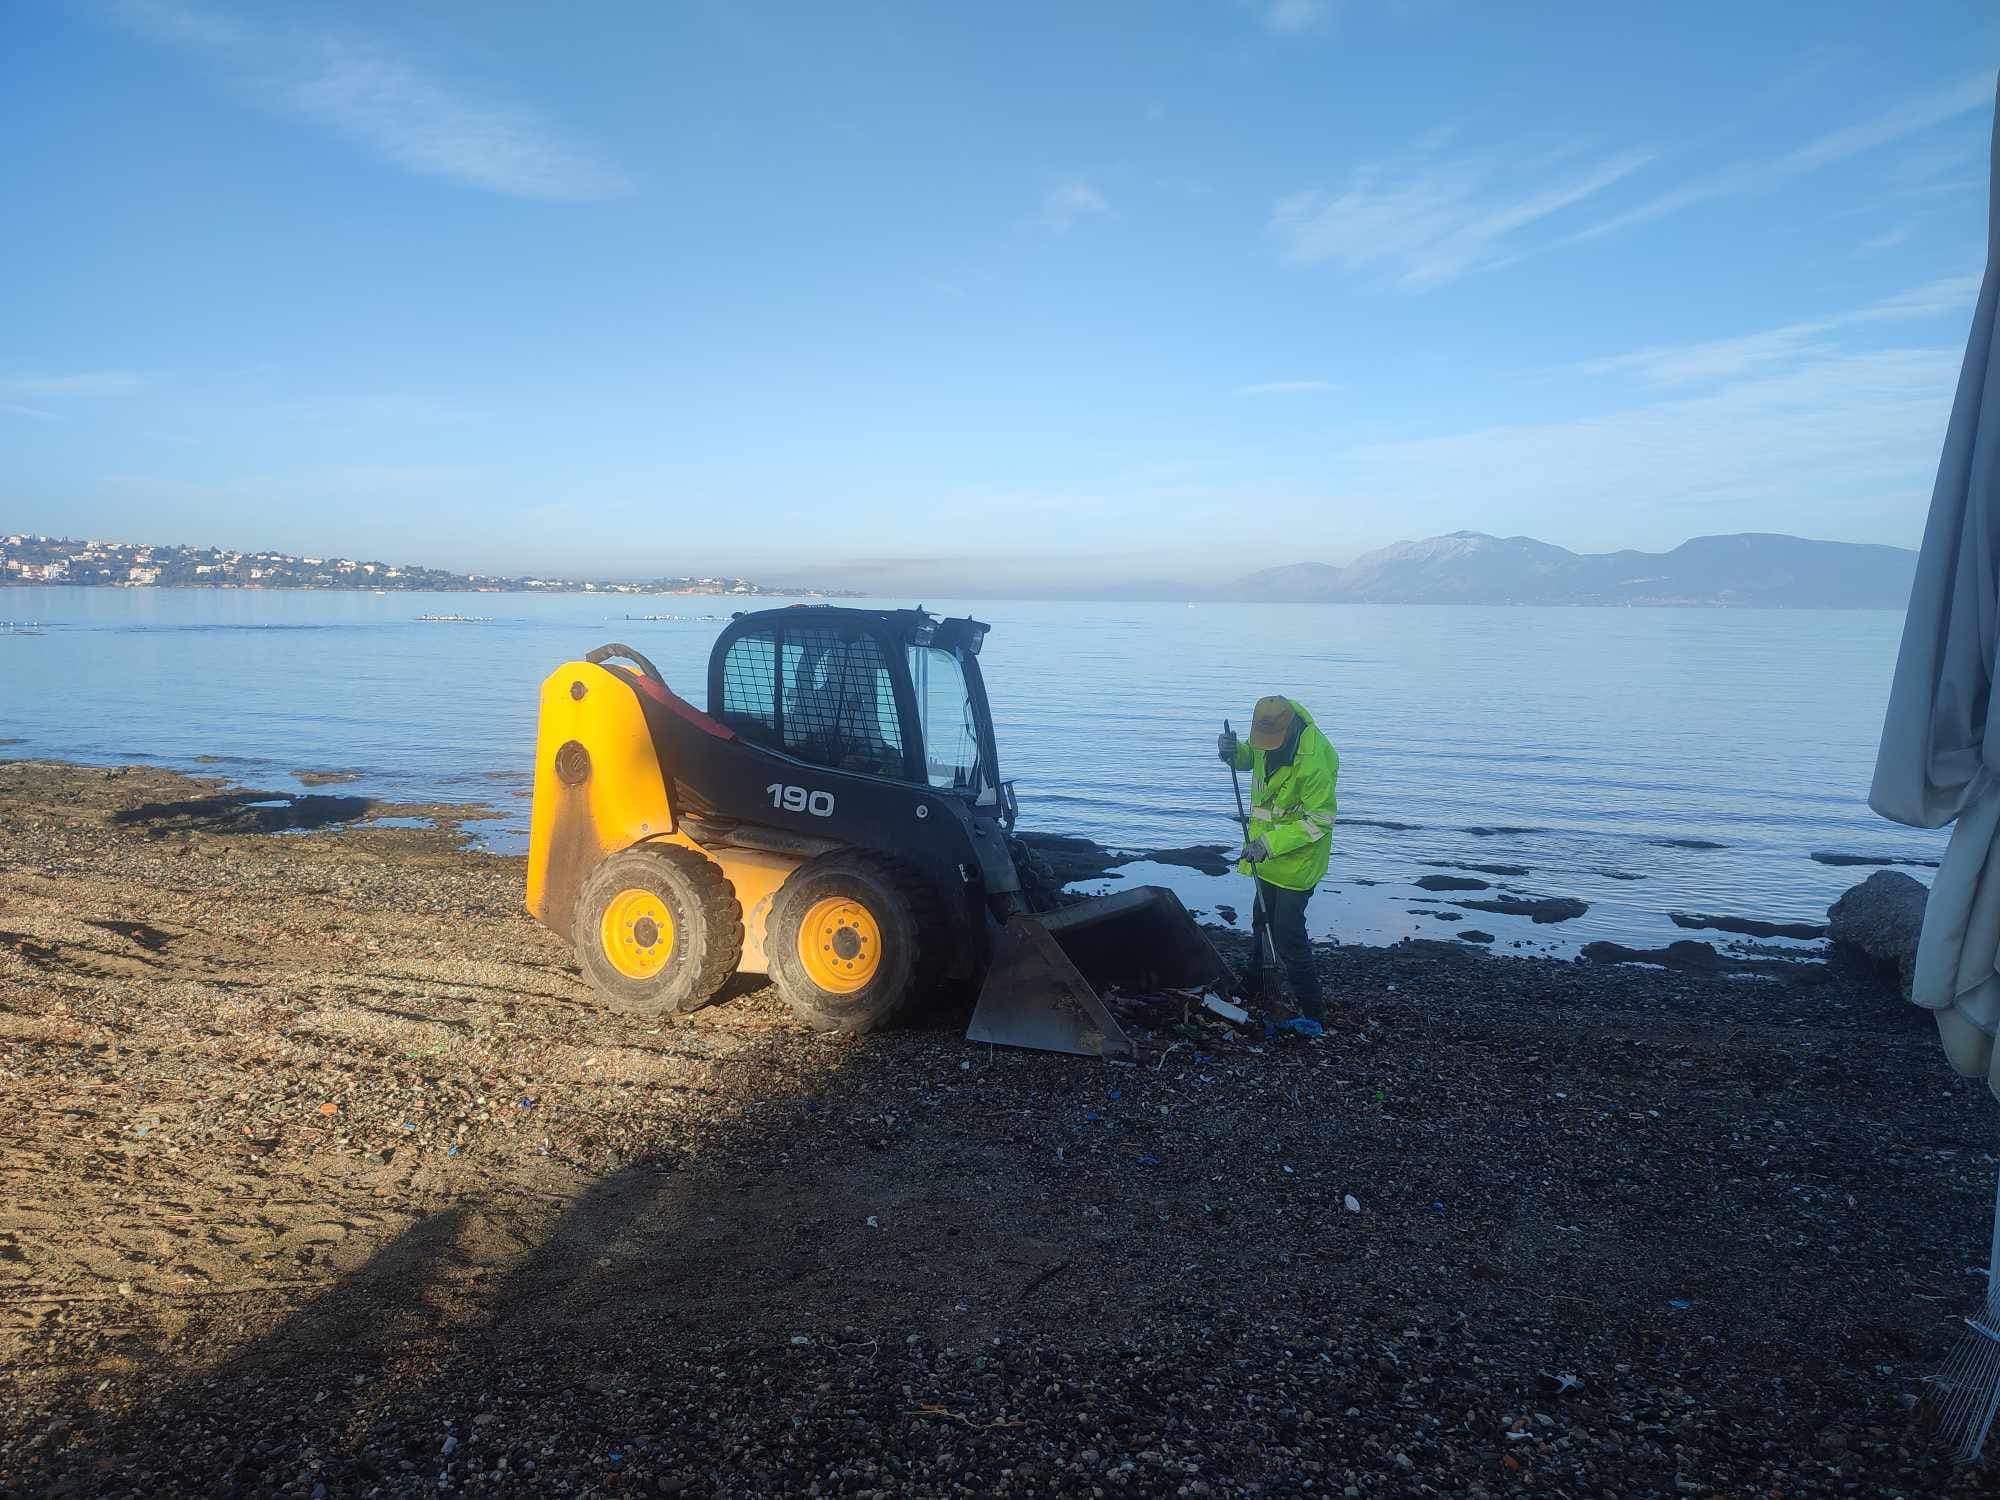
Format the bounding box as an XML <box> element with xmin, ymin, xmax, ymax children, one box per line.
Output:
<box><xmin>600</xmin><ymin>887</ymin><xmax>675</xmax><ymax>980</ymax></box>
<box><xmin>797</xmin><ymin>896</ymin><xmax>882</xmax><ymax>994</ymax></box>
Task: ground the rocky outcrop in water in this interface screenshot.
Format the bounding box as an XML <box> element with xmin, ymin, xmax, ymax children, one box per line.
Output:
<box><xmin>1827</xmin><ymin>871</ymin><xmax>1928</xmax><ymax>999</ymax></box>
<box><xmin>1670</xmin><ymin>912</ymin><xmax>1826</xmax><ymax>941</ymax></box>
<box><xmin>1461</xmin><ymin>894</ymin><xmax>1588</xmax><ymax>924</ymax></box>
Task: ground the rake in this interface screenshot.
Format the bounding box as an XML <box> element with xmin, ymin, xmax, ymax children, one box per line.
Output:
<box><xmin>1934</xmin><ymin>1166</ymin><xmax>2000</xmax><ymax>1462</ymax></box>
<box><xmin>1223</xmin><ymin>718</ymin><xmax>1281</xmax><ymax>997</ymax></box>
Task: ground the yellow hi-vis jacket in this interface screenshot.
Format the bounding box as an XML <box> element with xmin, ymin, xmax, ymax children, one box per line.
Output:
<box><xmin>1227</xmin><ymin>699</ymin><xmax>1338</xmax><ymax>891</ymax></box>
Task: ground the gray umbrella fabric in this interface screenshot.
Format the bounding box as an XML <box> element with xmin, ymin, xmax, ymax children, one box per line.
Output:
<box><xmin>1870</xmin><ymin>77</ymin><xmax>2000</xmax><ymax>1095</ymax></box>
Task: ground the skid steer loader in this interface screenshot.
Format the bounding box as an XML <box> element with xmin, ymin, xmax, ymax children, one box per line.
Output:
<box><xmin>524</xmin><ymin>606</ymin><xmax>1229</xmax><ymax>1058</ymax></box>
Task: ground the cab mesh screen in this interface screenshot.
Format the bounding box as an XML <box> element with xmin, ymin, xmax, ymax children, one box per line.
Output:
<box><xmin>719</xmin><ymin>633</ymin><xmax>777</xmax><ymax>733</ymax></box>
<box><xmin>781</xmin><ymin>628</ymin><xmax>904</xmax><ymax>773</ymax></box>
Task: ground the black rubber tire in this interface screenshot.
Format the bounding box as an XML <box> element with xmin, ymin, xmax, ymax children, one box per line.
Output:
<box><xmin>573</xmin><ymin>844</ymin><xmax>743</xmax><ymax>1019</ymax></box>
<box><xmin>766</xmin><ymin>852</ymin><xmax>936</xmax><ymax>1035</ymax></box>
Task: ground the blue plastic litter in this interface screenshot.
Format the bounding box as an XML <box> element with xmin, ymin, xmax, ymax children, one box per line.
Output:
<box><xmin>1084</xmin><ymin>1110</ymin><xmax>1100</xmax><ymax>1123</ymax></box>
<box><xmin>1137</xmin><ymin>1155</ymin><xmax>1159</xmax><ymax>1166</ymax></box>
<box><xmin>1107</xmin><ymin>1090</ymin><xmax>1121</xmax><ymax>1101</ymax></box>
<box><xmin>447</xmin><ymin>1144</ymin><xmax>463</xmax><ymax>1157</ymax></box>
<box><xmin>1669</xmin><ymin>1298</ymin><xmax>1691</xmax><ymax>1310</ymax></box>
<box><xmin>400</xmin><ymin>1123</ymin><xmax>417</xmax><ymax>1133</ymax></box>
<box><xmin>1432</xmin><ymin>1200</ymin><xmax>1445</xmax><ymax>1213</ymax></box>
<box><xmin>1275</xmin><ymin>1017</ymin><xmax>1324</xmax><ymax>1039</ymax></box>
<box><xmin>517</xmin><ymin>1098</ymin><xmax>536</xmax><ymax>1110</ymax></box>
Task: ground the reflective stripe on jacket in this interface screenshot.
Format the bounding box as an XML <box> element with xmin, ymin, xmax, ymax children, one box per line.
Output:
<box><xmin>1229</xmin><ymin>699</ymin><xmax>1339</xmax><ymax>891</ymax></box>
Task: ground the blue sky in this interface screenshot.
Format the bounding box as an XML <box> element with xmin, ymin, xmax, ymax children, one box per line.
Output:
<box><xmin>6</xmin><ymin>1</ymin><xmax>1997</xmax><ymax>591</ymax></box>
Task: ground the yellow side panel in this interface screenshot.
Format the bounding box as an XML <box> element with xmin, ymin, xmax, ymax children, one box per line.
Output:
<box><xmin>525</xmin><ymin>661</ymin><xmax>678</xmax><ymax>939</ymax></box>
<box><xmin>713</xmin><ymin>848</ymin><xmax>801</xmax><ymax>975</ymax></box>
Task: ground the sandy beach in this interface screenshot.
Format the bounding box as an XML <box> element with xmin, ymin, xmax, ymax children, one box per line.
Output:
<box><xmin>1</xmin><ymin>757</ymin><xmax>1994</xmax><ymax>1497</ymax></box>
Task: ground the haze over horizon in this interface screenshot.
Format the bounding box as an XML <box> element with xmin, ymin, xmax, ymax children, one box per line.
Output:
<box><xmin>8</xmin><ymin>2</ymin><xmax>1997</xmax><ymax>593</ymax></box>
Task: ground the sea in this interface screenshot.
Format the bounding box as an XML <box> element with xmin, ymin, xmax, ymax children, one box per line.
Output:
<box><xmin>0</xmin><ymin>586</ymin><xmax>1945</xmax><ymax>959</ymax></box>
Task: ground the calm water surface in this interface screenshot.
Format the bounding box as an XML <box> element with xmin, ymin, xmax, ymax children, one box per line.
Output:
<box><xmin>0</xmin><ymin>587</ymin><xmax>1942</xmax><ymax>955</ymax></box>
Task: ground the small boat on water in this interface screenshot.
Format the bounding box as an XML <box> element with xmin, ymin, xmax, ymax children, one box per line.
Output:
<box><xmin>0</xmin><ymin>620</ymin><xmax>47</xmax><ymax>637</ymax></box>
<box><xmin>414</xmin><ymin>613</ymin><xmax>486</xmax><ymax>623</ymax></box>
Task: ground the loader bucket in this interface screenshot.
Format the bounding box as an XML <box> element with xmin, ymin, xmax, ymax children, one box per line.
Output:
<box><xmin>967</xmin><ymin>886</ymin><xmax>1233</xmax><ymax>1060</ymax></box>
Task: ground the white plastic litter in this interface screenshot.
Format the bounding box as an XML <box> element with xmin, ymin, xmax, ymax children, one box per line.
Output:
<box><xmin>1202</xmin><ymin>992</ymin><xmax>1250</xmax><ymax>1024</ymax></box>
<box><xmin>1344</xmin><ymin>1194</ymin><xmax>1361</xmax><ymax>1213</ymax></box>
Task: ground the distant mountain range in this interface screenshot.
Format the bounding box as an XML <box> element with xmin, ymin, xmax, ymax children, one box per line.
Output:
<box><xmin>1228</xmin><ymin>532</ymin><xmax>1917</xmax><ymax>608</ymax></box>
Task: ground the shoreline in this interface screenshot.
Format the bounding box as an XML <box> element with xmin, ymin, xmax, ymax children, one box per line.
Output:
<box><xmin>0</xmin><ymin>756</ymin><xmax>1987</xmax><ymax>1495</ymax></box>
<box><xmin>0</xmin><ymin>751</ymin><xmax>1853</xmax><ymax>975</ymax></box>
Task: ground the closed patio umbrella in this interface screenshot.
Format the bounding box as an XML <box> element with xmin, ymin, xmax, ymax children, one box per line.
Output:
<box><xmin>1871</xmin><ymin>76</ymin><xmax>2000</xmax><ymax>1088</ymax></box>
<box><xmin>1869</xmin><ymin>73</ymin><xmax>2000</xmax><ymax>1460</ymax></box>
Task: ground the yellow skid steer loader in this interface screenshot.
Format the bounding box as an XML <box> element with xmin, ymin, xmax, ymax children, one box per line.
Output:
<box><xmin>525</xmin><ymin>607</ymin><xmax>1228</xmax><ymax>1058</ymax></box>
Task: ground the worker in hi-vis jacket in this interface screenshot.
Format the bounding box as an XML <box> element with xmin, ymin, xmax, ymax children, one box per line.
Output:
<box><xmin>1217</xmin><ymin>695</ymin><xmax>1339</xmax><ymax>1020</ymax></box>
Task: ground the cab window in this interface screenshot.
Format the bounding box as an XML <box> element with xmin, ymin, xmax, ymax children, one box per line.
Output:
<box><xmin>909</xmin><ymin>645</ymin><xmax>982</xmax><ymax>792</ymax></box>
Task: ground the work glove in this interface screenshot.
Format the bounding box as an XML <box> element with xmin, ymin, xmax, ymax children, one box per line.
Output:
<box><xmin>1236</xmin><ymin>836</ymin><xmax>1272</xmax><ymax>864</ymax></box>
<box><xmin>1217</xmin><ymin>729</ymin><xmax>1238</xmax><ymax>764</ymax></box>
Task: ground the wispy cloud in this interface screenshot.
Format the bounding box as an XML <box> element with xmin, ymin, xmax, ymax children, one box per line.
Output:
<box><xmin>1856</xmin><ymin>225</ymin><xmax>1913</xmax><ymax>255</ymax></box>
<box><xmin>1043</xmin><ymin>179</ymin><xmax>1110</xmax><ymax>232</ymax></box>
<box><xmin>1</xmin><ymin>403</ymin><xmax>59</xmax><ymax>421</ymax></box>
<box><xmin>0</xmin><ymin>371</ymin><xmax>144</xmax><ymax>397</ymax></box>
<box><xmin>1236</xmin><ymin>379</ymin><xmax>1337</xmax><ymax>396</ymax></box>
<box><xmin>1578</xmin><ymin>275</ymin><xmax>1979</xmax><ymax>386</ymax></box>
<box><xmin>1261</xmin><ymin>0</ymin><xmax>1332</xmax><ymax>34</ymax></box>
<box><xmin>1567</xmin><ymin>72</ymin><xmax>1992</xmax><ymax>244</ymax></box>
<box><xmin>112</xmin><ymin>0</ymin><xmax>631</xmax><ymax>201</ymax></box>
<box><xmin>1271</xmin><ymin>141</ymin><xmax>1655</xmax><ymax>289</ymax></box>
<box><xmin>1339</xmin><ymin>345</ymin><xmax>1959</xmax><ymax>545</ymax></box>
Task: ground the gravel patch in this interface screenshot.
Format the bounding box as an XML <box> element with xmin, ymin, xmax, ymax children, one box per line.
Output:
<box><xmin>0</xmin><ymin>760</ymin><xmax>1993</xmax><ymax>1496</ymax></box>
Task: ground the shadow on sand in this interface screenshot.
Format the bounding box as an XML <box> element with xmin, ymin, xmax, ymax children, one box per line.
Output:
<box><xmin>12</xmin><ymin>1021</ymin><xmax>1152</xmax><ymax>1495</ymax></box>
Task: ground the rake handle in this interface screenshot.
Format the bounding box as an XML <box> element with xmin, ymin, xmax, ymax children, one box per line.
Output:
<box><xmin>1223</xmin><ymin>719</ymin><xmax>1280</xmax><ymax>972</ymax></box>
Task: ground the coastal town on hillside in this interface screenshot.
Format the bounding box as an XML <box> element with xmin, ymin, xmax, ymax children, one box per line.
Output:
<box><xmin>0</xmin><ymin>533</ymin><xmax>843</xmax><ymax>596</ymax></box>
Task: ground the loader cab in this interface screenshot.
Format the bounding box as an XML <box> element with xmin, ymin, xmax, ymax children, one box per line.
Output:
<box><xmin>708</xmin><ymin>607</ymin><xmax>1007</xmax><ymax>818</ymax></box>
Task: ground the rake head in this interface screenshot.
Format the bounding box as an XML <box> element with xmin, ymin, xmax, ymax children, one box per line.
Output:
<box><xmin>1930</xmin><ymin>1167</ymin><xmax>2000</xmax><ymax>1463</ymax></box>
<box><xmin>1931</xmin><ymin>1311</ymin><xmax>2000</xmax><ymax>1462</ymax></box>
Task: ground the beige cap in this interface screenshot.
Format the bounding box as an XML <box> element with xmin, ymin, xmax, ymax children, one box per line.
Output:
<box><xmin>1248</xmin><ymin>696</ymin><xmax>1297</xmax><ymax>750</ymax></box>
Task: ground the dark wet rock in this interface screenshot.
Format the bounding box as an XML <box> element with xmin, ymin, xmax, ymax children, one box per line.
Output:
<box><xmin>112</xmin><ymin>791</ymin><xmax>377</xmax><ymax>835</ymax></box>
<box><xmin>1014</xmin><ymin>833</ymin><xmax>1236</xmax><ymax>881</ymax></box>
<box><xmin>1149</xmin><ymin>844</ymin><xmax>1236</xmax><ymax>877</ymax></box>
<box><xmin>292</xmin><ymin>768</ymin><xmax>361</xmax><ymax>787</ymax></box>
<box><xmin>1409</xmin><ymin>909</ymin><xmax>1463</xmax><ymax>922</ymax></box>
<box><xmin>1414</xmin><ymin>874</ymin><xmax>1489</xmax><ymax>892</ymax></box>
<box><xmin>1011</xmin><ymin>831</ymin><xmax>1123</xmax><ymax>884</ymax></box>
<box><xmin>1457</xmin><ymin>929</ymin><xmax>1495</xmax><ymax>943</ymax></box>
<box><xmin>1214</xmin><ymin>903</ymin><xmax>1238</xmax><ymax>924</ymax></box>
<box><xmin>1423</xmin><ymin>859</ymin><xmax>1531</xmax><ymax>878</ymax></box>
<box><xmin>1811</xmin><ymin>850</ymin><xmax>1941</xmax><ymax>869</ymax></box>
<box><xmin>1827</xmin><ymin>870</ymin><xmax>1928</xmax><ymax>998</ymax></box>
<box><xmin>1461</xmin><ymin>894</ymin><xmax>1589</xmax><ymax>924</ymax></box>
<box><xmin>1670</xmin><ymin>912</ymin><xmax>1827</xmax><ymax>941</ymax></box>
<box><xmin>1591</xmin><ymin>868</ymin><xmax>1647</xmax><ymax>881</ymax></box>
<box><xmin>1465</xmin><ymin>825</ymin><xmax>1540</xmax><ymax>837</ymax></box>
<box><xmin>1342</xmin><ymin>817</ymin><xmax>1422</xmax><ymax>831</ymax></box>
<box><xmin>1006</xmin><ymin>836</ymin><xmax>1066</xmax><ymax>912</ymax></box>
<box><xmin>1652</xmin><ymin>837</ymin><xmax>1728</xmax><ymax>850</ymax></box>
<box><xmin>1585</xmin><ymin>938</ymin><xmax>1724</xmax><ymax>970</ymax></box>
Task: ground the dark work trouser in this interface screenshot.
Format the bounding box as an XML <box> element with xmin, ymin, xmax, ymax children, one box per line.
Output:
<box><xmin>1250</xmin><ymin>879</ymin><xmax>1323</xmax><ymax>1017</ymax></box>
